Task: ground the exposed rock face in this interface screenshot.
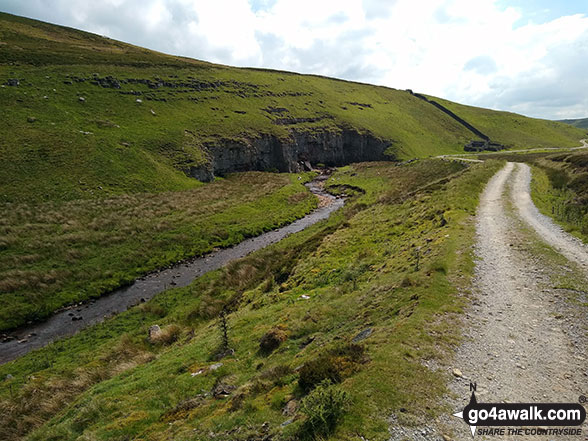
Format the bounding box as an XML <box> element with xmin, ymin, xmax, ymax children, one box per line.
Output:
<box><xmin>189</xmin><ymin>128</ymin><xmax>393</xmax><ymax>182</ymax></box>
<box><xmin>464</xmin><ymin>140</ymin><xmax>505</xmax><ymax>152</ymax></box>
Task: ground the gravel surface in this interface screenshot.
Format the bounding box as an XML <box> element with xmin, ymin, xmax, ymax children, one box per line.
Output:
<box><xmin>390</xmin><ymin>162</ymin><xmax>588</xmax><ymax>440</ymax></box>
<box><xmin>513</xmin><ymin>162</ymin><xmax>588</xmax><ymax>271</ymax></box>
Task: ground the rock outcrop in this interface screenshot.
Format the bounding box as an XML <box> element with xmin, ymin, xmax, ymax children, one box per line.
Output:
<box><xmin>189</xmin><ymin>128</ymin><xmax>393</xmax><ymax>182</ymax></box>
<box><xmin>464</xmin><ymin>140</ymin><xmax>506</xmax><ymax>152</ymax></box>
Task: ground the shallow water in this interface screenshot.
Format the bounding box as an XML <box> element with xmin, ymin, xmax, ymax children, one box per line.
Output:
<box><xmin>0</xmin><ymin>176</ymin><xmax>343</xmax><ymax>364</ymax></box>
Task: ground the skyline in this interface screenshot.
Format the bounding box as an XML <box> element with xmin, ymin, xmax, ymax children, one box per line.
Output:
<box><xmin>1</xmin><ymin>0</ymin><xmax>587</xmax><ymax>120</ymax></box>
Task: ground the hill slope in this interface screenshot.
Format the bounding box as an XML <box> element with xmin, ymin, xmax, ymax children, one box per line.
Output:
<box><xmin>0</xmin><ymin>12</ymin><xmax>584</xmax><ymax>202</ymax></box>
<box><xmin>430</xmin><ymin>96</ymin><xmax>586</xmax><ymax>149</ymax></box>
<box><xmin>558</xmin><ymin>117</ymin><xmax>588</xmax><ymax>129</ymax></box>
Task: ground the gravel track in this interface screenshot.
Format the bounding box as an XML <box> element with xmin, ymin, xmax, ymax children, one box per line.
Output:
<box><xmin>512</xmin><ymin>163</ymin><xmax>588</xmax><ymax>270</ymax></box>
<box><xmin>433</xmin><ymin>162</ymin><xmax>588</xmax><ymax>440</ymax></box>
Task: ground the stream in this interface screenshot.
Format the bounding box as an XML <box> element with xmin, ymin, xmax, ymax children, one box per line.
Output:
<box><xmin>0</xmin><ymin>175</ymin><xmax>343</xmax><ymax>364</ymax></box>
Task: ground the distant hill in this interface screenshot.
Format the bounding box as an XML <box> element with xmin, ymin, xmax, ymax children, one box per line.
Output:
<box><xmin>558</xmin><ymin>118</ymin><xmax>588</xmax><ymax>129</ymax></box>
<box><xmin>0</xmin><ymin>11</ymin><xmax>584</xmax><ymax>202</ymax></box>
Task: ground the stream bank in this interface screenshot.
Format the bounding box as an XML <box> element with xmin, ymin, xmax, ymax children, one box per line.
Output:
<box><xmin>0</xmin><ymin>174</ymin><xmax>343</xmax><ymax>364</ymax></box>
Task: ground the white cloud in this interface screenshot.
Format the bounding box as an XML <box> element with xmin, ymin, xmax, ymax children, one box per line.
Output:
<box><xmin>1</xmin><ymin>0</ymin><xmax>587</xmax><ymax>118</ymax></box>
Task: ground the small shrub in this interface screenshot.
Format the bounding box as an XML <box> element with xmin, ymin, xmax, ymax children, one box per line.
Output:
<box><xmin>427</xmin><ymin>260</ymin><xmax>448</xmax><ymax>274</ymax></box>
<box><xmin>150</xmin><ymin>324</ymin><xmax>181</xmax><ymax>346</ymax></box>
<box><xmin>259</xmin><ymin>327</ymin><xmax>288</xmax><ymax>354</ymax></box>
<box><xmin>260</xmin><ymin>364</ymin><xmax>294</xmax><ymax>386</ymax></box>
<box><xmin>400</xmin><ymin>276</ymin><xmax>413</xmax><ymax>287</ymax></box>
<box><xmin>299</xmin><ymin>380</ymin><xmax>350</xmax><ymax>439</ymax></box>
<box><xmin>186</xmin><ymin>294</ymin><xmax>224</xmax><ymax>321</ymax></box>
<box><xmin>546</xmin><ymin>168</ymin><xmax>569</xmax><ymax>189</ymax></box>
<box><xmin>139</xmin><ymin>302</ymin><xmax>166</xmax><ymax>318</ymax></box>
<box><xmin>298</xmin><ymin>357</ymin><xmax>341</xmax><ymax>393</ymax></box>
<box><xmin>298</xmin><ymin>344</ymin><xmax>366</xmax><ymax>393</ymax></box>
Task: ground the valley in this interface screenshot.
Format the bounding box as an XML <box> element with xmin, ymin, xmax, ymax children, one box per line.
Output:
<box><xmin>1</xmin><ymin>10</ymin><xmax>588</xmax><ymax>441</ymax></box>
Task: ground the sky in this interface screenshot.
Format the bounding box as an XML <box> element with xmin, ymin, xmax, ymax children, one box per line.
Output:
<box><xmin>1</xmin><ymin>0</ymin><xmax>587</xmax><ymax>120</ymax></box>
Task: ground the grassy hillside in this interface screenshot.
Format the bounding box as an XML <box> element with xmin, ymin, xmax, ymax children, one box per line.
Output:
<box><xmin>430</xmin><ymin>96</ymin><xmax>586</xmax><ymax>149</ymax></box>
<box><xmin>558</xmin><ymin>117</ymin><xmax>588</xmax><ymax>130</ymax></box>
<box><xmin>0</xmin><ymin>172</ymin><xmax>317</xmax><ymax>330</ymax></box>
<box><xmin>0</xmin><ymin>159</ymin><xmax>503</xmax><ymax>441</ymax></box>
<box><xmin>0</xmin><ymin>13</ymin><xmax>584</xmax><ymax>439</ymax></box>
<box><xmin>0</xmin><ymin>12</ymin><xmax>583</xmax><ymax>203</ymax></box>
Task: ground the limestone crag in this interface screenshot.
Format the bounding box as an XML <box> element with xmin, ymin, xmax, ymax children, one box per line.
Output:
<box><xmin>189</xmin><ymin>128</ymin><xmax>393</xmax><ymax>182</ymax></box>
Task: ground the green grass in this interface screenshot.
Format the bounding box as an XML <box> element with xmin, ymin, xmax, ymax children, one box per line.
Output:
<box><xmin>0</xmin><ymin>159</ymin><xmax>503</xmax><ymax>441</ymax></box>
<box><xmin>0</xmin><ymin>12</ymin><xmax>582</xmax><ymax>203</ymax></box>
<box><xmin>558</xmin><ymin>117</ymin><xmax>588</xmax><ymax>130</ymax></box>
<box><xmin>430</xmin><ymin>96</ymin><xmax>586</xmax><ymax>149</ymax></box>
<box><xmin>0</xmin><ymin>10</ymin><xmax>580</xmax><ymax>440</ymax></box>
<box><xmin>529</xmin><ymin>152</ymin><xmax>588</xmax><ymax>243</ymax></box>
<box><xmin>0</xmin><ymin>172</ymin><xmax>316</xmax><ymax>330</ymax></box>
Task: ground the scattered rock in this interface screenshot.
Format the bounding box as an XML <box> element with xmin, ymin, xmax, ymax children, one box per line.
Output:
<box><xmin>212</xmin><ymin>382</ymin><xmax>236</xmax><ymax>398</ymax></box>
<box><xmin>27</xmin><ymin>117</ymin><xmax>36</xmax><ymax>123</ymax></box>
<box><xmin>282</xmin><ymin>399</ymin><xmax>298</xmax><ymax>416</ymax></box>
<box><xmin>150</xmin><ymin>109</ymin><xmax>156</xmax><ymax>116</ymax></box>
<box><xmin>299</xmin><ymin>336</ymin><xmax>315</xmax><ymax>348</ymax></box>
<box><xmin>352</xmin><ymin>327</ymin><xmax>373</xmax><ymax>343</ymax></box>
<box><xmin>136</xmin><ymin>98</ymin><xmax>142</xmax><ymax>103</ymax></box>
<box><xmin>213</xmin><ymin>348</ymin><xmax>235</xmax><ymax>360</ymax></box>
<box><xmin>90</xmin><ymin>75</ymin><xmax>122</xmax><ymax>89</ymax></box>
<box><xmin>209</xmin><ymin>363</ymin><xmax>223</xmax><ymax>371</ymax></box>
<box><xmin>262</xmin><ymin>106</ymin><xmax>288</xmax><ymax>114</ymax></box>
<box><xmin>4</xmin><ymin>78</ymin><xmax>19</xmax><ymax>86</ymax></box>
<box><xmin>452</xmin><ymin>368</ymin><xmax>463</xmax><ymax>378</ymax></box>
<box><xmin>78</xmin><ymin>96</ymin><xmax>85</xmax><ymax>102</ymax></box>
<box><xmin>148</xmin><ymin>324</ymin><xmax>162</xmax><ymax>342</ymax></box>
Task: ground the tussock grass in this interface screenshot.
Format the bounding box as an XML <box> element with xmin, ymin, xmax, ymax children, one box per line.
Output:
<box><xmin>0</xmin><ymin>159</ymin><xmax>502</xmax><ymax>441</ymax></box>
<box><xmin>530</xmin><ymin>152</ymin><xmax>588</xmax><ymax>242</ymax></box>
<box><xmin>0</xmin><ymin>172</ymin><xmax>316</xmax><ymax>330</ymax></box>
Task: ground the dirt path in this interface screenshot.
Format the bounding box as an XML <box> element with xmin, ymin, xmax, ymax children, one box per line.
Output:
<box><xmin>512</xmin><ymin>163</ymin><xmax>588</xmax><ymax>270</ymax></box>
<box><xmin>436</xmin><ymin>139</ymin><xmax>588</xmax><ymax>160</ymax></box>
<box><xmin>438</xmin><ymin>162</ymin><xmax>588</xmax><ymax>440</ymax></box>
